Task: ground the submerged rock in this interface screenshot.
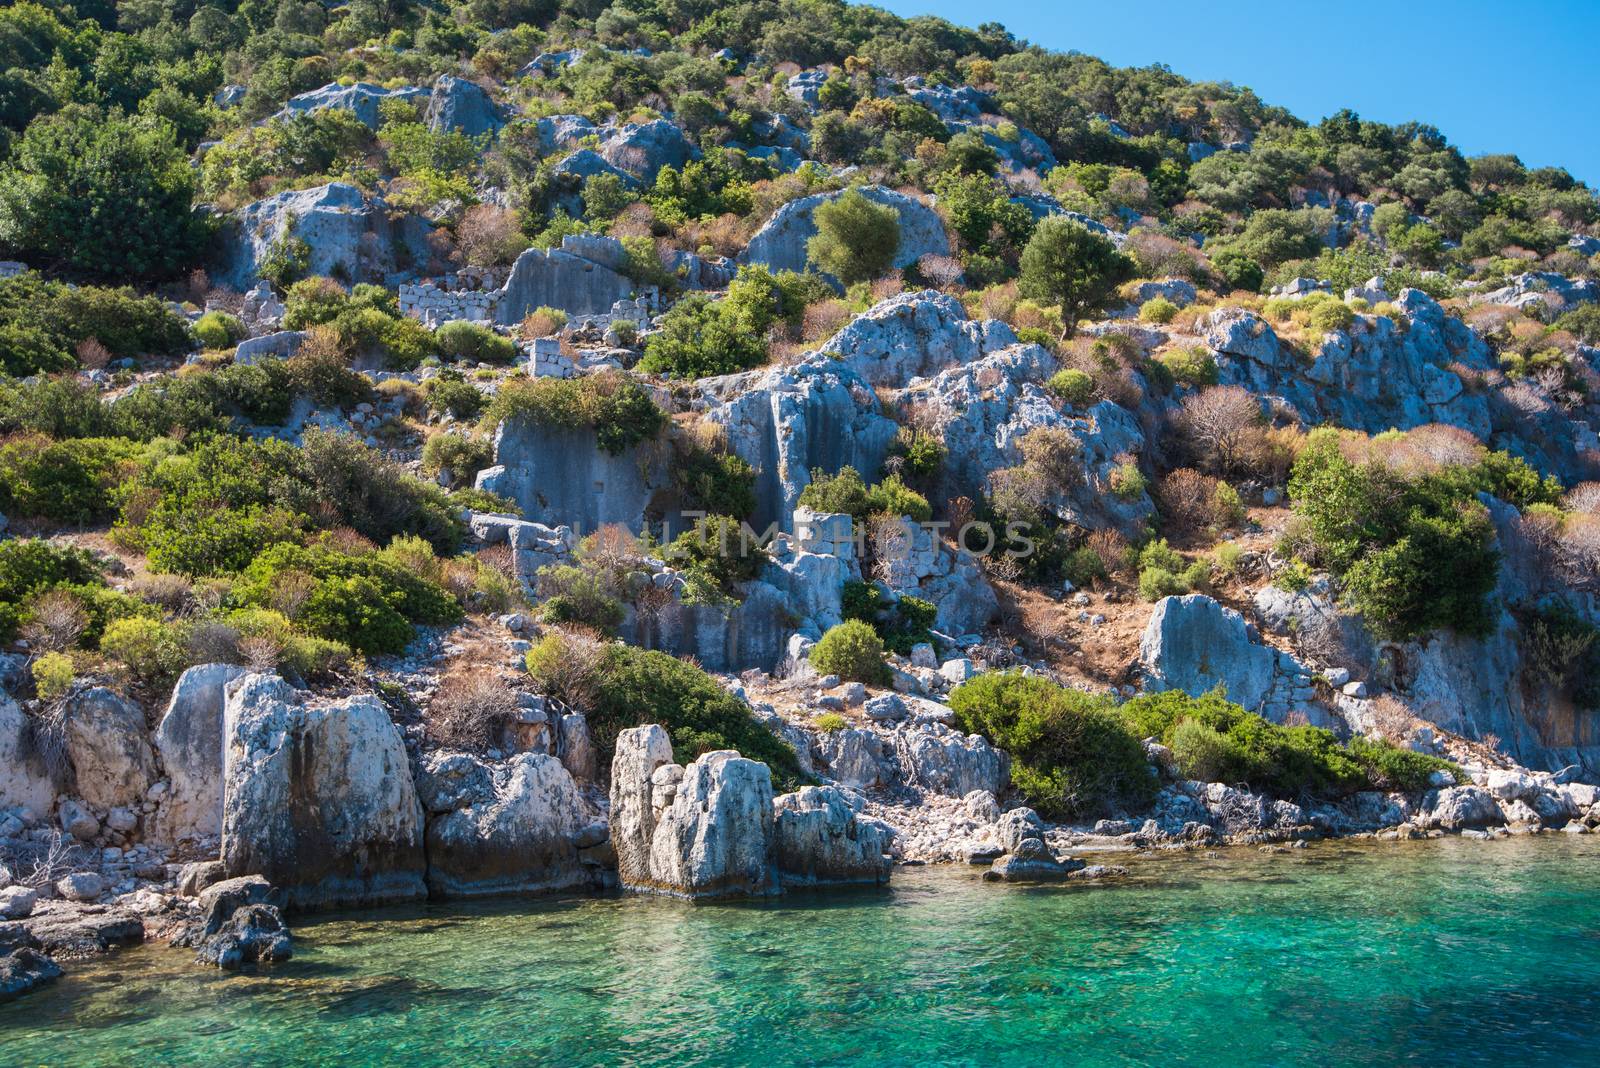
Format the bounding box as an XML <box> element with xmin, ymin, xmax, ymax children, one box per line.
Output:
<box><xmin>0</xmin><ymin>946</ymin><xmax>61</xmax><ymax>1003</ymax></box>
<box><xmin>193</xmin><ymin>904</ymin><xmax>293</xmax><ymax>969</ymax></box>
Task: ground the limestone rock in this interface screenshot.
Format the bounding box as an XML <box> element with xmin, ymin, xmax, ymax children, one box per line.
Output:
<box><xmin>599</xmin><ymin>119</ymin><xmax>697</xmax><ymax>182</ymax></box>
<box><xmin>193</xmin><ymin>903</ymin><xmax>293</xmax><ymax>969</ymax></box>
<box><xmin>275</xmin><ymin>82</ymin><xmax>427</xmax><ymax>129</ymax></box>
<box><xmin>218</xmin><ymin>182</ymin><xmax>432</xmax><ymax>290</ymax></box>
<box><xmin>739</xmin><ymin>186</ymin><xmax>950</xmax><ymax>278</ymax></box>
<box><xmin>646</xmin><ymin>751</ymin><xmax>778</xmax><ymax>899</ymax></box>
<box><xmin>891</xmin><ymin>723</ymin><xmax>1008</xmax><ymax>798</ymax></box>
<box><xmin>423</xmin><ymin>752</ymin><xmax>593</xmax><ymax>897</ymax></box>
<box><xmin>816</xmin><ymin>727</ymin><xmax>889</xmax><ymax>790</ymax></box>
<box><xmin>1140</xmin><ymin>595</ymin><xmax>1276</xmax><ymax>713</ymax></box>
<box><xmin>220</xmin><ymin>674</ymin><xmax>426</xmax><ymax>909</ymax></box>
<box><xmin>818</xmin><ymin>290</ymin><xmax>1017</xmax><ymax>387</ymax></box>
<box><xmin>0</xmin><ymin>691</ymin><xmax>56</xmax><ymax>818</ymax></box>
<box><xmin>1425</xmin><ymin>786</ymin><xmax>1505</xmax><ymax>830</ymax></box>
<box><xmin>151</xmin><ymin>663</ymin><xmax>249</xmax><ymax>843</ymax></box>
<box><xmin>490</xmin><ymin>243</ymin><xmax>638</xmax><ymax>323</ymax></box>
<box><xmin>62</xmin><ymin>688</ymin><xmax>155</xmax><ymax>810</ymax></box>
<box><xmin>425</xmin><ymin>75</ymin><xmax>504</xmax><ymax>137</ymax></box>
<box><xmin>55</xmin><ymin>872</ymin><xmax>106</xmax><ymax>902</ymax></box>
<box><xmin>0</xmin><ymin>947</ymin><xmax>60</xmax><ymax>1004</ymax></box>
<box><xmin>610</xmin><ymin>729</ymin><xmax>779</xmax><ymax>899</ymax></box>
<box><xmin>233</xmin><ymin>330</ymin><xmax>305</xmax><ymax>365</ymax></box>
<box><xmin>0</xmin><ymin>887</ymin><xmax>37</xmax><ymax>921</ymax></box>
<box><xmin>772</xmin><ymin>785</ymin><xmax>892</xmax><ymax>887</ymax></box>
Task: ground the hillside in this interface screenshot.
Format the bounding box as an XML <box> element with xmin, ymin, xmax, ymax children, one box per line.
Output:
<box><xmin>1</xmin><ymin>0</ymin><xmax>1599</xmax><ymax>990</ymax></box>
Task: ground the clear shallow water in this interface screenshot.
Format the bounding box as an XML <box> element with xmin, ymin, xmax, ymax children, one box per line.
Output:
<box><xmin>5</xmin><ymin>836</ymin><xmax>1600</xmax><ymax>1067</ymax></box>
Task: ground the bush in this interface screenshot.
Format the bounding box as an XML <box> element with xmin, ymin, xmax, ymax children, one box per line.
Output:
<box><xmin>1288</xmin><ymin>429</ymin><xmax>1499</xmax><ymax>638</ymax></box>
<box><xmin>537</xmin><ymin>564</ymin><xmax>626</xmax><ymax>633</ymax></box>
<box><xmin>1157</xmin><ymin>346</ymin><xmax>1219</xmax><ymax>388</ymax></box>
<box><xmin>638</xmin><ymin>293</ymin><xmax>767</xmax><ymax>378</ymax></box>
<box><xmin>435</xmin><ymin>320</ymin><xmax>517</xmax><ymax>364</ymax></box>
<box><xmin>484</xmin><ymin>371</ymin><xmax>667</xmax><ymax>455</ymax></box>
<box><xmin>0</xmin><ymin>274</ymin><xmax>193</xmax><ymax>374</ymax></box>
<box><xmin>0</xmin><ymin>539</ymin><xmax>103</xmax><ymax>641</ymax></box>
<box><xmin>949</xmin><ymin>671</ymin><xmax>1156</xmax><ymax>819</ymax></box>
<box><xmin>813</xmin><ymin>712</ymin><xmax>849</xmax><ymax>733</ymax></box>
<box><xmin>31</xmin><ymin>651</ymin><xmax>74</xmax><ymax>702</ymax></box>
<box><xmin>100</xmin><ymin>616</ymin><xmax>187</xmax><ymax>686</ymax></box>
<box><xmin>807</xmin><ymin>188</ymin><xmax>901</xmax><ymax>284</ymax></box>
<box><xmin>1306</xmin><ymin>299</ymin><xmax>1355</xmax><ymax>334</ymax></box>
<box><xmin>0</xmin><ymin>435</ymin><xmax>147</xmax><ymax>525</ymax></box>
<box><xmin>797</xmin><ymin>466</ymin><xmax>932</xmax><ymax>522</ymax></box>
<box><xmin>809</xmin><ymin>620</ymin><xmax>891</xmax><ymax>685</ymax></box>
<box><xmin>1139</xmin><ymin>296</ymin><xmax>1178</xmax><ymax>324</ymax></box>
<box><xmin>0</xmin><ymin>109</ymin><xmax>210</xmax><ymax>279</ymax></box>
<box><xmin>424</xmin><ymin>373</ymin><xmax>486</xmax><ymax>420</ymax></box>
<box><xmin>530</xmin><ymin>639</ymin><xmax>806</xmax><ymax>788</ymax></box>
<box><xmin>193</xmin><ymin>312</ymin><xmax>247</xmax><ymax>350</ymax></box>
<box><xmin>421</xmin><ymin>432</ymin><xmax>492</xmax><ymax>480</ymax></box>
<box><xmin>1017</xmin><ymin>217</ymin><xmax>1136</xmax><ymax>338</ymax></box>
<box><xmin>1048</xmin><ymin>368</ymin><xmax>1095</xmax><ymax>405</ymax></box>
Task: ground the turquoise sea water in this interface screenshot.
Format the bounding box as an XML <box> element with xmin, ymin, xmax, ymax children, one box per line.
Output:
<box><xmin>4</xmin><ymin>835</ymin><xmax>1599</xmax><ymax>1067</ymax></box>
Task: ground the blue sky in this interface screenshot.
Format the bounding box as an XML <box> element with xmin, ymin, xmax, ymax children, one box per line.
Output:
<box><xmin>877</xmin><ymin>0</ymin><xmax>1600</xmax><ymax>187</ymax></box>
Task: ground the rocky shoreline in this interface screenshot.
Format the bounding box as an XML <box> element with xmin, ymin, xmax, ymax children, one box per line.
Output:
<box><xmin>5</xmin><ymin>659</ymin><xmax>1595</xmax><ymax>1006</ymax></box>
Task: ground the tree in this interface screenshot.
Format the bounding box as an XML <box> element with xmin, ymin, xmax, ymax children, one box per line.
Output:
<box><xmin>807</xmin><ymin>188</ymin><xmax>901</xmax><ymax>284</ymax></box>
<box><xmin>1016</xmin><ymin>217</ymin><xmax>1135</xmax><ymax>338</ymax></box>
<box><xmin>0</xmin><ymin>107</ymin><xmax>209</xmax><ymax>279</ymax></box>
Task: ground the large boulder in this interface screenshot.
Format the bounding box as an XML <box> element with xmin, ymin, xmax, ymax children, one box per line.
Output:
<box><xmin>220</xmin><ymin>674</ymin><xmax>425</xmax><ymax>909</ymax></box>
<box><xmin>739</xmin><ymin>185</ymin><xmax>950</xmax><ymax>278</ymax></box>
<box><xmin>646</xmin><ymin>750</ymin><xmax>778</xmax><ymax>899</ymax></box>
<box><xmin>598</xmin><ymin>119</ymin><xmax>697</xmax><ymax>182</ymax></box>
<box><xmin>1140</xmin><ymin>595</ymin><xmax>1277</xmax><ymax>713</ymax></box>
<box><xmin>61</xmin><ymin>689</ymin><xmax>155</xmax><ymax>811</ymax></box>
<box><xmin>217</xmin><ymin>182</ymin><xmax>433</xmax><ymax>290</ymax></box>
<box><xmin>771</xmin><ymin>785</ymin><xmax>891</xmax><ymax>887</ymax></box>
<box><xmin>151</xmin><ymin>663</ymin><xmax>249</xmax><ymax>843</ymax></box>
<box><xmin>425</xmin><ymin>75</ymin><xmax>504</xmax><ymax>137</ymax></box>
<box><xmin>815</xmin><ymin>727</ymin><xmax>890</xmax><ymax>790</ymax></box>
<box><xmin>490</xmin><ymin>242</ymin><xmax>638</xmax><ymax>323</ymax></box>
<box><xmin>422</xmin><ymin>752</ymin><xmax>594</xmax><ymax>897</ymax></box>
<box><xmin>817</xmin><ymin>291</ymin><xmax>1017</xmax><ymax>387</ymax></box>
<box><xmin>1423</xmin><ymin>786</ymin><xmax>1505</xmax><ymax>830</ymax></box>
<box><xmin>891</xmin><ymin>722</ymin><xmax>1009</xmax><ymax>798</ymax></box>
<box><xmin>0</xmin><ymin>691</ymin><xmax>56</xmax><ymax>818</ymax></box>
<box><xmin>609</xmin><ymin>727</ymin><xmax>778</xmax><ymax>899</ymax></box>
<box><xmin>702</xmin><ymin>361</ymin><xmax>900</xmax><ymax>532</ymax></box>
<box><xmin>275</xmin><ymin>81</ymin><xmax>427</xmax><ymax>129</ymax></box>
<box><xmin>609</xmin><ymin>725</ymin><xmax>677</xmax><ymax>889</ymax></box>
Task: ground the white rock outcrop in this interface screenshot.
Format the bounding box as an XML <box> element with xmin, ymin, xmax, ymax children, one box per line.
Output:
<box><xmin>220</xmin><ymin>674</ymin><xmax>425</xmax><ymax>909</ymax></box>
<box><xmin>151</xmin><ymin>663</ymin><xmax>249</xmax><ymax>843</ymax></box>
<box><xmin>0</xmin><ymin>690</ymin><xmax>56</xmax><ymax>818</ymax></box>
<box><xmin>62</xmin><ymin>689</ymin><xmax>156</xmax><ymax>811</ymax></box>
<box><xmin>772</xmin><ymin>785</ymin><xmax>892</xmax><ymax>887</ymax></box>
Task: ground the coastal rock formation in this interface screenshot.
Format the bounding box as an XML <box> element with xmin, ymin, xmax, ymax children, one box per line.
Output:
<box><xmin>220</xmin><ymin>674</ymin><xmax>426</xmax><ymax>909</ymax></box>
<box><xmin>891</xmin><ymin>723</ymin><xmax>1010</xmax><ymax>798</ymax></box>
<box><xmin>0</xmin><ymin>690</ymin><xmax>56</xmax><ymax>817</ymax></box>
<box><xmin>609</xmin><ymin>725</ymin><xmax>677</xmax><ymax>889</ymax></box>
<box><xmin>739</xmin><ymin>185</ymin><xmax>950</xmax><ymax>278</ymax></box>
<box><xmin>644</xmin><ymin>750</ymin><xmax>778</xmax><ymax>899</ymax></box>
<box><xmin>151</xmin><ymin>663</ymin><xmax>249</xmax><ymax>843</ymax></box>
<box><xmin>771</xmin><ymin>785</ymin><xmax>892</xmax><ymax>887</ymax></box>
<box><xmin>61</xmin><ymin>689</ymin><xmax>156</xmax><ymax>811</ymax></box>
<box><xmin>421</xmin><ymin>751</ymin><xmax>595</xmax><ymax>897</ymax></box>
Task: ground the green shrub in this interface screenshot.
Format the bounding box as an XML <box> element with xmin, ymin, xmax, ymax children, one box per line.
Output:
<box><xmin>435</xmin><ymin>320</ymin><xmax>517</xmax><ymax>364</ymax></box>
<box><xmin>0</xmin><ymin>435</ymin><xmax>147</xmax><ymax>524</ymax></box>
<box><xmin>1139</xmin><ymin>296</ymin><xmax>1178</xmax><ymax>324</ymax></box>
<box><xmin>424</xmin><ymin>373</ymin><xmax>486</xmax><ymax>420</ymax></box>
<box><xmin>814</xmin><ymin>712</ymin><xmax>849</xmax><ymax>733</ymax></box>
<box><xmin>193</xmin><ymin>311</ymin><xmax>247</xmax><ymax>350</ymax></box>
<box><xmin>0</xmin><ymin>539</ymin><xmax>103</xmax><ymax>641</ymax></box>
<box><xmin>809</xmin><ymin>620</ymin><xmax>891</xmax><ymax>685</ymax></box>
<box><xmin>421</xmin><ymin>432</ymin><xmax>492</xmax><ymax>480</ymax></box>
<box><xmin>671</xmin><ymin>437</ymin><xmax>757</xmax><ymax>520</ymax></box>
<box><xmin>527</xmin><ymin>635</ymin><xmax>806</xmax><ymax>787</ymax></box>
<box><xmin>1017</xmin><ymin>217</ymin><xmax>1137</xmax><ymax>338</ymax></box>
<box><xmin>31</xmin><ymin>651</ymin><xmax>74</xmax><ymax>702</ymax></box>
<box><xmin>806</xmin><ymin>188</ymin><xmax>901</xmax><ymax>284</ymax></box>
<box><xmin>797</xmin><ymin>466</ymin><xmax>932</xmax><ymax>522</ymax></box>
<box><xmin>1306</xmin><ymin>299</ymin><xmax>1355</xmax><ymax>334</ymax></box>
<box><xmin>638</xmin><ymin>292</ymin><xmax>767</xmax><ymax>379</ymax></box>
<box><xmin>483</xmin><ymin>371</ymin><xmax>666</xmax><ymax>455</ymax></box>
<box><xmin>1157</xmin><ymin>346</ymin><xmax>1219</xmax><ymax>388</ymax></box>
<box><xmin>1109</xmin><ymin>462</ymin><xmax>1148</xmax><ymax>500</ymax></box>
<box><xmin>536</xmin><ymin>564</ymin><xmax>626</xmax><ymax>633</ymax></box>
<box><xmin>1138</xmin><ymin>567</ymin><xmax>1186</xmax><ymax>601</ymax></box>
<box><xmin>100</xmin><ymin>616</ymin><xmax>188</xmax><ymax>686</ymax></box>
<box><xmin>1048</xmin><ymin>368</ymin><xmax>1095</xmax><ymax>405</ymax></box>
<box><xmin>0</xmin><ymin>273</ymin><xmax>193</xmax><ymax>373</ymax></box>
<box><xmin>949</xmin><ymin>671</ymin><xmax>1156</xmax><ymax>819</ymax></box>
<box><xmin>1288</xmin><ymin>429</ymin><xmax>1499</xmax><ymax>638</ymax></box>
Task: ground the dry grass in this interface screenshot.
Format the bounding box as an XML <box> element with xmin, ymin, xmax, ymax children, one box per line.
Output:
<box><xmin>427</xmin><ymin>667</ymin><xmax>520</xmax><ymax>751</ymax></box>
